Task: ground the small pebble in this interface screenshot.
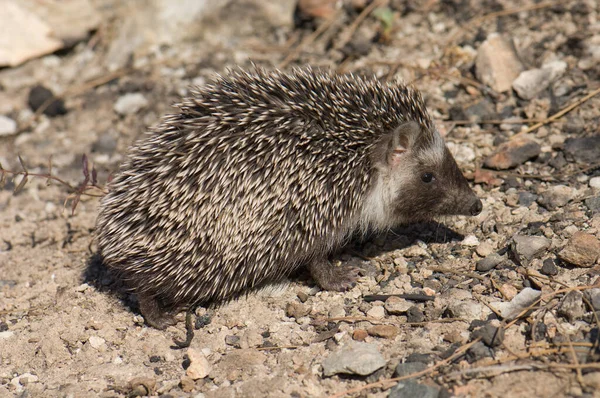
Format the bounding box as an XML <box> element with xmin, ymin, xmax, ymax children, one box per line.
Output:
<box><xmin>447</xmin><ymin>301</ymin><xmax>484</xmax><ymax>320</ymax></box>
<box><xmin>297</xmin><ymin>291</ymin><xmax>309</xmax><ymax>302</ymax></box>
<box><xmin>406</xmin><ymin>306</ymin><xmax>425</xmax><ymax>323</ymax></box>
<box><xmin>394</xmin><ymin>362</ymin><xmax>428</xmax><ymax>378</ymax></box>
<box><xmin>0</xmin><ymin>115</ymin><xmax>17</xmax><ymax>136</ymax></box>
<box><xmin>186</xmin><ymin>348</ymin><xmax>211</xmax><ymax>380</ymax></box>
<box><xmin>467</xmin><ymin>341</ymin><xmax>494</xmax><ymax>362</ymax></box>
<box><xmin>518</xmin><ymin>192</ymin><xmax>538</xmax><ymax>207</ymax></box>
<box><xmin>490</xmin><ymin>287</ymin><xmax>541</xmax><ymax>320</ymax></box>
<box><xmin>224</xmin><ymin>335</ymin><xmax>240</xmax><ymax>346</ymax></box>
<box><xmin>114</xmin><ymin>93</ymin><xmax>149</xmax><ymax>115</ymax></box>
<box><xmin>584</xmin><ymin>197</ymin><xmax>600</xmax><ymax>213</ymax></box>
<box><xmin>476</xmin><ymin>253</ymin><xmax>504</xmax><ymax>272</ymax></box>
<box><xmin>179</xmin><ymin>375</ymin><xmax>195</xmax><ymax>393</ymax></box>
<box><xmin>352</xmin><ymin>329</ymin><xmax>368</xmax><ymax>341</ymax></box>
<box><xmin>91</xmin><ymin>133</ymin><xmax>118</xmax><ymax>154</ymax></box>
<box><xmin>582</xmin><ymin>372</ymin><xmax>600</xmax><ymax>390</ymax></box>
<box><xmin>471</xmin><ymin>321</ymin><xmax>504</xmax><ymax>347</ymax></box>
<box><xmin>512</xmin><ymin>60</ymin><xmax>567</xmax><ymax>100</ymax></box>
<box><xmin>405</xmin><ymin>353</ymin><xmax>433</xmax><ymax>364</ymax></box>
<box><xmin>461</xmin><ymin>235</ymin><xmax>480</xmax><ymax>247</ymax></box>
<box><xmin>540</xmin><ymin>258</ymin><xmax>558</xmax><ymax>276</ymax></box>
<box><xmin>129</xmin><ymin>377</ymin><xmax>156</xmax><ymax>397</ymax></box>
<box><xmin>88</xmin><ymin>336</ymin><xmax>106</xmax><ymax>350</ymax></box>
<box><xmin>385</xmin><ymin>296</ymin><xmax>413</xmax><ymax>314</ymax></box>
<box><xmin>498</xmin><ymin>283</ymin><xmax>518</xmax><ymax>300</ymax></box>
<box><xmin>328</xmin><ymin>306</ymin><xmax>346</xmax><ymax>319</ymax></box>
<box><xmin>590</xmin><ymin>177</ymin><xmax>600</xmax><ymax>190</ymax></box>
<box><xmin>366</xmin><ymin>305</ymin><xmax>385</xmax><ymax>319</ymax></box>
<box><xmin>537</xmin><ymin>185</ymin><xmax>575</xmax><ymax>210</ymax></box>
<box><xmin>285</xmin><ymin>302</ymin><xmax>310</xmax><ymax>318</ymax></box>
<box><xmin>585</xmin><ymin>288</ymin><xmax>600</xmax><ymax>312</ymax></box>
<box><xmin>558</xmin><ymin>232</ymin><xmax>600</xmax><ymax>267</ymax></box>
<box><xmin>475</xmin><ymin>242</ymin><xmax>494</xmax><ymax>257</ymax></box>
<box><xmin>75</xmin><ymin>283</ymin><xmax>89</xmax><ymax>292</ymax></box>
<box><xmin>366</xmin><ymin>325</ymin><xmax>398</xmax><ymax>339</ymax></box>
<box><xmin>321</xmin><ymin>342</ymin><xmax>386</xmax><ymax>377</ymax></box>
<box><xmin>28</xmin><ymin>85</ymin><xmax>67</xmax><ymax>116</ymax></box>
<box><xmin>484</xmin><ymin>137</ymin><xmax>541</xmax><ymax>170</ymax></box>
<box><xmin>512</xmin><ymin>235</ymin><xmax>551</xmax><ymax>261</ymax></box>
<box><xmin>557</xmin><ymin>290</ymin><xmax>584</xmax><ymax>322</ymax></box>
<box><xmin>388</xmin><ymin>380</ymin><xmax>442</xmax><ymax>398</ymax></box>
<box><xmin>564</xmin><ymin>136</ymin><xmax>600</xmax><ymax>164</ymax></box>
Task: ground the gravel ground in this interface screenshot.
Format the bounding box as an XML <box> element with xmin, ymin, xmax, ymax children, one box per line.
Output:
<box><xmin>1</xmin><ymin>1</ymin><xmax>600</xmax><ymax>397</ymax></box>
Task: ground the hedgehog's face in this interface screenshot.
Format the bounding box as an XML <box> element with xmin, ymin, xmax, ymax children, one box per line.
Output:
<box><xmin>361</xmin><ymin>121</ymin><xmax>481</xmax><ymax>229</ymax></box>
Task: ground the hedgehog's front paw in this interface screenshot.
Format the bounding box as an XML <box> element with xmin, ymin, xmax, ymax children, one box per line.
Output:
<box><xmin>309</xmin><ymin>260</ymin><xmax>363</xmax><ymax>292</ymax></box>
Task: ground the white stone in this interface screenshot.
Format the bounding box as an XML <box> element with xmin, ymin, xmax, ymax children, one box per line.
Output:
<box><xmin>490</xmin><ymin>287</ymin><xmax>541</xmax><ymax>320</ymax></box>
<box><xmin>88</xmin><ymin>335</ymin><xmax>106</xmax><ymax>349</ymax></box>
<box><xmin>513</xmin><ymin>60</ymin><xmax>567</xmax><ymax>100</ymax></box>
<box><xmin>590</xmin><ymin>177</ymin><xmax>600</xmax><ymax>190</ymax></box>
<box><xmin>17</xmin><ymin>373</ymin><xmax>38</xmax><ymax>384</ymax></box>
<box><xmin>366</xmin><ymin>306</ymin><xmax>385</xmax><ymax>319</ymax></box>
<box><xmin>114</xmin><ymin>93</ymin><xmax>149</xmax><ymax>115</ymax></box>
<box><xmin>0</xmin><ymin>115</ymin><xmax>17</xmax><ymax>136</ymax></box>
<box><xmin>462</xmin><ymin>235</ymin><xmax>480</xmax><ymax>247</ymax></box>
<box><xmin>186</xmin><ymin>348</ymin><xmax>211</xmax><ymax>380</ymax></box>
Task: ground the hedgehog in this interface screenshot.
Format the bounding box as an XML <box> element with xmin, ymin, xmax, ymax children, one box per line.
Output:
<box><xmin>95</xmin><ymin>66</ymin><xmax>482</xmax><ymax>329</ymax></box>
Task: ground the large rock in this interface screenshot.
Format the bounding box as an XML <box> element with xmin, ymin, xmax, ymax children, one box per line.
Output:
<box><xmin>564</xmin><ymin>136</ymin><xmax>600</xmax><ymax>164</ymax></box>
<box><xmin>512</xmin><ymin>60</ymin><xmax>567</xmax><ymax>100</ymax></box>
<box><xmin>475</xmin><ymin>34</ymin><xmax>523</xmax><ymax>93</ymax></box>
<box><xmin>559</xmin><ymin>232</ymin><xmax>600</xmax><ymax>268</ymax></box>
<box><xmin>484</xmin><ymin>137</ymin><xmax>541</xmax><ymax>170</ymax></box>
<box><xmin>0</xmin><ymin>0</ymin><xmax>99</xmax><ymax>67</ymax></box>
<box><xmin>0</xmin><ymin>2</ymin><xmax>62</xmax><ymax>67</ymax></box>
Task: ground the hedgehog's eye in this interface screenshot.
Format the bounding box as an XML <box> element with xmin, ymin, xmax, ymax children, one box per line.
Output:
<box><xmin>421</xmin><ymin>172</ymin><xmax>434</xmax><ymax>183</ymax></box>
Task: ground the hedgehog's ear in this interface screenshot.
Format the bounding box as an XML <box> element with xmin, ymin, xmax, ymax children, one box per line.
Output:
<box><xmin>386</xmin><ymin>121</ymin><xmax>420</xmax><ymax>167</ymax></box>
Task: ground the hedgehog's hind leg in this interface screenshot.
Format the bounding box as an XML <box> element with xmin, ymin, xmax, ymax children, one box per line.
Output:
<box><xmin>309</xmin><ymin>259</ymin><xmax>363</xmax><ymax>292</ymax></box>
<box><xmin>137</xmin><ymin>291</ymin><xmax>179</xmax><ymax>330</ymax></box>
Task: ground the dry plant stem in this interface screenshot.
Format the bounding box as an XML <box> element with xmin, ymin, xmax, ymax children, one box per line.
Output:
<box><xmin>446</xmin><ymin>1</ymin><xmax>558</xmax><ymax>45</ymax></box>
<box><xmin>566</xmin><ymin>338</ymin><xmax>584</xmax><ymax>385</ymax></box>
<box><xmin>443</xmin><ymin>362</ymin><xmax>600</xmax><ymax>380</ymax></box>
<box><xmin>324</xmin><ymin>317</ymin><xmax>466</xmax><ymax>325</ymax></box>
<box><xmin>0</xmin><ymin>167</ymin><xmax>104</xmax><ymax>197</ymax></box>
<box><xmin>335</xmin><ymin>0</ymin><xmax>388</xmax><ymax>50</ymax></box>
<box><xmin>511</xmin><ymin>86</ymin><xmax>600</xmax><ymax>140</ymax></box>
<box><xmin>490</xmin><ymin>159</ymin><xmax>600</xmax><ymax>182</ymax></box>
<box><xmin>0</xmin><ymin>155</ymin><xmax>107</xmax><ymax>216</ymax></box>
<box><xmin>368</xmin><ymin>59</ymin><xmax>497</xmax><ymax>97</ymax></box>
<box><xmin>278</xmin><ymin>10</ymin><xmax>343</xmax><ymax>68</ymax></box>
<box><xmin>468</xmin><ymin>1</ymin><xmax>558</xmax><ymax>26</ymax></box>
<box><xmin>328</xmin><ymin>338</ymin><xmax>482</xmax><ymax>398</ymax></box>
<box><xmin>504</xmin><ymin>284</ymin><xmax>599</xmax><ymax>329</ymax></box>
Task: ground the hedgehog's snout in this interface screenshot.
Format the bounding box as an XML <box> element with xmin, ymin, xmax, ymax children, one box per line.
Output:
<box><xmin>470</xmin><ymin>198</ymin><xmax>482</xmax><ymax>216</ymax></box>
